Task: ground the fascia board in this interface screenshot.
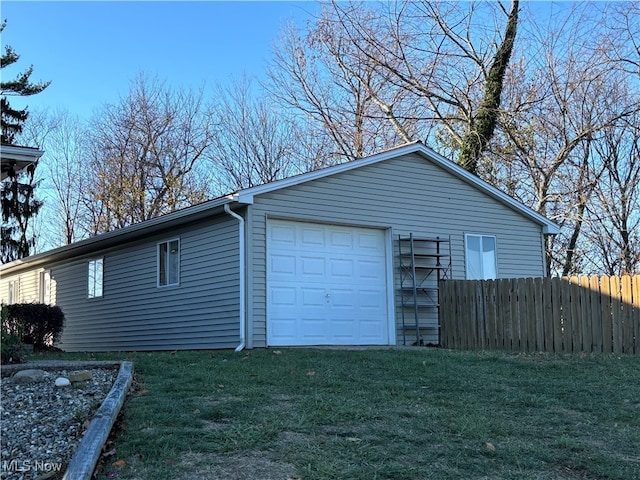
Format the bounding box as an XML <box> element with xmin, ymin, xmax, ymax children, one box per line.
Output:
<box><xmin>0</xmin><ymin>145</ymin><xmax>45</xmax><ymax>161</ymax></box>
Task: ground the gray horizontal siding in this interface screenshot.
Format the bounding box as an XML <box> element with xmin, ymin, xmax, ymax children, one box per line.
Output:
<box><xmin>248</xmin><ymin>153</ymin><xmax>546</xmax><ymax>347</ymax></box>
<box><xmin>53</xmin><ymin>215</ymin><xmax>241</xmax><ymax>352</ymax></box>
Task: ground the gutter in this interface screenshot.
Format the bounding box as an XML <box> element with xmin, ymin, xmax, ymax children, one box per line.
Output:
<box><xmin>224</xmin><ymin>204</ymin><xmax>246</xmax><ymax>352</ymax></box>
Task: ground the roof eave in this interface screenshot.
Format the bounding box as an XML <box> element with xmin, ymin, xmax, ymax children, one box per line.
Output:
<box><xmin>1</xmin><ymin>144</ymin><xmax>45</xmax><ymax>180</ymax></box>
<box><xmin>0</xmin><ymin>196</ymin><xmax>236</xmax><ymax>275</ymax></box>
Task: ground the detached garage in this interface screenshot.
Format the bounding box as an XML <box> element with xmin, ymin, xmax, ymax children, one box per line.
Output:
<box><xmin>0</xmin><ymin>141</ymin><xmax>559</xmax><ymax>351</ymax></box>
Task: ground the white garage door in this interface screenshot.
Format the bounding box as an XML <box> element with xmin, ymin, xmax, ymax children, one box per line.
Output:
<box><xmin>267</xmin><ymin>219</ymin><xmax>390</xmax><ymax>346</ymax></box>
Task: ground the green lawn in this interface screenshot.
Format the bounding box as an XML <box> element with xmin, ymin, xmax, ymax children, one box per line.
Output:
<box><xmin>32</xmin><ymin>348</ymin><xmax>640</xmax><ymax>479</ymax></box>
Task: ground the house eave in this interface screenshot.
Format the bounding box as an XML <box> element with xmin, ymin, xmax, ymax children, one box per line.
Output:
<box><xmin>1</xmin><ymin>144</ymin><xmax>45</xmax><ymax>180</ymax></box>
<box><xmin>0</xmin><ymin>196</ymin><xmax>237</xmax><ymax>275</ymax></box>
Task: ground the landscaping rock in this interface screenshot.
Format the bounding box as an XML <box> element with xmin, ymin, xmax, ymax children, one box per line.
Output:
<box><xmin>69</xmin><ymin>370</ymin><xmax>93</xmax><ymax>383</ymax></box>
<box><xmin>11</xmin><ymin>368</ymin><xmax>48</xmax><ymax>384</ymax></box>
<box><xmin>55</xmin><ymin>377</ymin><xmax>71</xmax><ymax>387</ymax></box>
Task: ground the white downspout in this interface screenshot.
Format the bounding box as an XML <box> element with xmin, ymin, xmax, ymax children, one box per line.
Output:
<box><xmin>224</xmin><ymin>203</ymin><xmax>246</xmax><ymax>352</ymax></box>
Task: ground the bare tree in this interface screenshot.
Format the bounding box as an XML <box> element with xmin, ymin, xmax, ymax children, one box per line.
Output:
<box><xmin>303</xmin><ymin>0</ymin><xmax>521</xmax><ymax>168</ymax></box>
<box><xmin>83</xmin><ymin>75</ymin><xmax>215</xmax><ymax>234</ymax></box>
<box><xmin>497</xmin><ymin>3</ymin><xmax>639</xmax><ymax>274</ymax></box>
<box><xmin>268</xmin><ymin>15</ymin><xmax>401</xmax><ymax>164</ymax></box>
<box><xmin>584</xmin><ymin>116</ymin><xmax>640</xmax><ymax>275</ymax></box>
<box><xmin>208</xmin><ymin>77</ymin><xmax>302</xmax><ymax>192</ymax></box>
<box><xmin>18</xmin><ymin>109</ymin><xmax>88</xmax><ymax>247</ymax></box>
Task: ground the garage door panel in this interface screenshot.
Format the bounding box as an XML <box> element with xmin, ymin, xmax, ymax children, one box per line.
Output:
<box><xmin>270</xmin><ymin>286</ymin><xmax>296</xmax><ymax>306</ymax></box>
<box><xmin>358</xmin><ymin>259</ymin><xmax>386</xmax><ymax>282</ymax></box>
<box><xmin>270</xmin><ymin>254</ymin><xmax>296</xmax><ymax>276</ymax></box>
<box><xmin>331</xmin><ymin>319</ymin><xmax>356</xmax><ymax>339</ymax></box>
<box><xmin>329</xmin><ymin>258</ymin><xmax>354</xmax><ymax>278</ymax></box>
<box><xmin>300</xmin><ymin>256</ymin><xmax>326</xmax><ymax>278</ymax></box>
<box><xmin>301</xmin><ymin>287</ymin><xmax>327</xmax><ymax>307</ymax></box>
<box><xmin>267</xmin><ymin>219</ymin><xmax>390</xmax><ymax>346</ymax></box>
<box><xmin>360</xmin><ymin>320</ymin><xmax>386</xmax><ymax>340</ymax></box>
<box><xmin>358</xmin><ymin>290</ymin><xmax>385</xmax><ymax>309</ymax></box>
<box><xmin>268</xmin><ymin>317</ymin><xmax>298</xmax><ymax>343</ymax></box>
<box><xmin>329</xmin><ymin>230</ymin><xmax>354</xmax><ymax>248</ymax></box>
<box><xmin>357</xmin><ymin>231</ymin><xmax>385</xmax><ymax>251</ymax></box>
<box><xmin>301</xmin><ymin>226</ymin><xmax>326</xmax><ymax>247</ymax></box>
<box><xmin>300</xmin><ymin>318</ymin><xmax>328</xmax><ymax>341</ymax></box>
<box><xmin>270</xmin><ymin>224</ymin><xmax>296</xmax><ymax>245</ymax></box>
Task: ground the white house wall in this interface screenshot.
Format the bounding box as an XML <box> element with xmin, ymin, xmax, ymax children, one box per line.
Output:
<box><xmin>247</xmin><ymin>153</ymin><xmax>546</xmax><ymax>347</ymax></box>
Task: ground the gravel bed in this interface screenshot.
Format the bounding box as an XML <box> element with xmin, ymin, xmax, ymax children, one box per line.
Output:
<box><xmin>1</xmin><ymin>367</ymin><xmax>118</xmax><ymax>480</ymax></box>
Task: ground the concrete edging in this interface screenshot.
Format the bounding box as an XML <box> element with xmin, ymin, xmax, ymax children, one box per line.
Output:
<box><xmin>62</xmin><ymin>361</ymin><xmax>134</xmax><ymax>480</ymax></box>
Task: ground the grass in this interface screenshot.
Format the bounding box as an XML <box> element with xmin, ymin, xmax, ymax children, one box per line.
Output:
<box><xmin>28</xmin><ymin>348</ymin><xmax>640</xmax><ymax>479</ymax></box>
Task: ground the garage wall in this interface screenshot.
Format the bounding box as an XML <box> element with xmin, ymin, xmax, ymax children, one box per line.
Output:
<box><xmin>247</xmin><ymin>153</ymin><xmax>546</xmax><ymax>347</ymax></box>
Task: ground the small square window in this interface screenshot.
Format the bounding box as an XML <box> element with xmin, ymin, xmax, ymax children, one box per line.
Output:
<box><xmin>158</xmin><ymin>239</ymin><xmax>180</xmax><ymax>287</ymax></box>
<box><xmin>88</xmin><ymin>258</ymin><xmax>104</xmax><ymax>298</ymax></box>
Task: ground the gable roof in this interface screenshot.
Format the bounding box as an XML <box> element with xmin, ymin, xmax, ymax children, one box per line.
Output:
<box><xmin>0</xmin><ymin>141</ymin><xmax>559</xmax><ymax>274</ymax></box>
<box><xmin>234</xmin><ymin>141</ymin><xmax>560</xmax><ymax>235</ymax></box>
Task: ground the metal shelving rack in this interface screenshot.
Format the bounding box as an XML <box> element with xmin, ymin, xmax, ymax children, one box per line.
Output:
<box><xmin>398</xmin><ymin>234</ymin><xmax>451</xmax><ymax>346</ymax></box>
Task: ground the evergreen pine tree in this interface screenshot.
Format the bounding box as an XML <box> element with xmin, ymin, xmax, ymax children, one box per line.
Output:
<box><xmin>1</xmin><ymin>20</ymin><xmax>49</xmax><ymax>262</ymax></box>
<box><xmin>1</xmin><ymin>20</ymin><xmax>50</xmax><ymax>144</ymax></box>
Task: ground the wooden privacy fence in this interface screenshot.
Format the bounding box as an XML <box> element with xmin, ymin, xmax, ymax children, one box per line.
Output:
<box><xmin>440</xmin><ymin>276</ymin><xmax>639</xmax><ymax>354</ymax></box>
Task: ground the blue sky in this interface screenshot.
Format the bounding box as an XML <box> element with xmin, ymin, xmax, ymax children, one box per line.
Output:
<box><xmin>1</xmin><ymin>1</ymin><xmax>318</xmax><ymax>120</ymax></box>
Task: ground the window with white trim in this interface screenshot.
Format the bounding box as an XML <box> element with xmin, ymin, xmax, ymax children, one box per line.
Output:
<box><xmin>40</xmin><ymin>270</ymin><xmax>51</xmax><ymax>304</ymax></box>
<box><xmin>158</xmin><ymin>239</ymin><xmax>180</xmax><ymax>287</ymax></box>
<box><xmin>465</xmin><ymin>234</ymin><xmax>497</xmax><ymax>280</ymax></box>
<box><xmin>8</xmin><ymin>280</ymin><xmax>19</xmax><ymax>304</ymax></box>
<box><xmin>88</xmin><ymin>258</ymin><xmax>104</xmax><ymax>298</ymax></box>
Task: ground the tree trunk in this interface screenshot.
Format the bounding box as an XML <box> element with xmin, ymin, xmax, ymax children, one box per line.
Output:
<box><xmin>457</xmin><ymin>0</ymin><xmax>519</xmax><ymax>174</ymax></box>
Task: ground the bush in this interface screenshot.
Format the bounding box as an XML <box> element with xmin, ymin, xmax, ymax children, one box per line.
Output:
<box><xmin>1</xmin><ymin>304</ymin><xmax>26</xmax><ymax>363</ymax></box>
<box><xmin>3</xmin><ymin>303</ymin><xmax>65</xmax><ymax>351</ymax></box>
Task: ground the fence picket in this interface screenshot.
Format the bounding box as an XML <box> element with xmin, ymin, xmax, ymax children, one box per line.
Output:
<box><xmin>579</xmin><ymin>276</ymin><xmax>591</xmax><ymax>352</ymax></box>
<box><xmin>611</xmin><ymin>276</ymin><xmax>622</xmax><ymax>354</ymax></box>
<box><xmin>633</xmin><ymin>276</ymin><xmax>640</xmax><ymax>354</ymax></box>
<box><xmin>589</xmin><ymin>276</ymin><xmax>602</xmax><ymax>353</ymax></box>
<box><xmin>551</xmin><ymin>277</ymin><xmax>563</xmax><ymax>352</ymax></box>
<box><xmin>542</xmin><ymin>277</ymin><xmax>553</xmax><ymax>351</ymax></box>
<box><xmin>486</xmin><ymin>280</ymin><xmax>496</xmax><ymax>350</ymax></box>
<box><xmin>532</xmin><ymin>278</ymin><xmax>543</xmax><ymax>352</ymax></box>
<box><xmin>621</xmin><ymin>276</ymin><xmax>633</xmax><ymax>354</ymax></box>
<box><xmin>601</xmin><ymin>277</ymin><xmax>613</xmax><ymax>353</ymax></box>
